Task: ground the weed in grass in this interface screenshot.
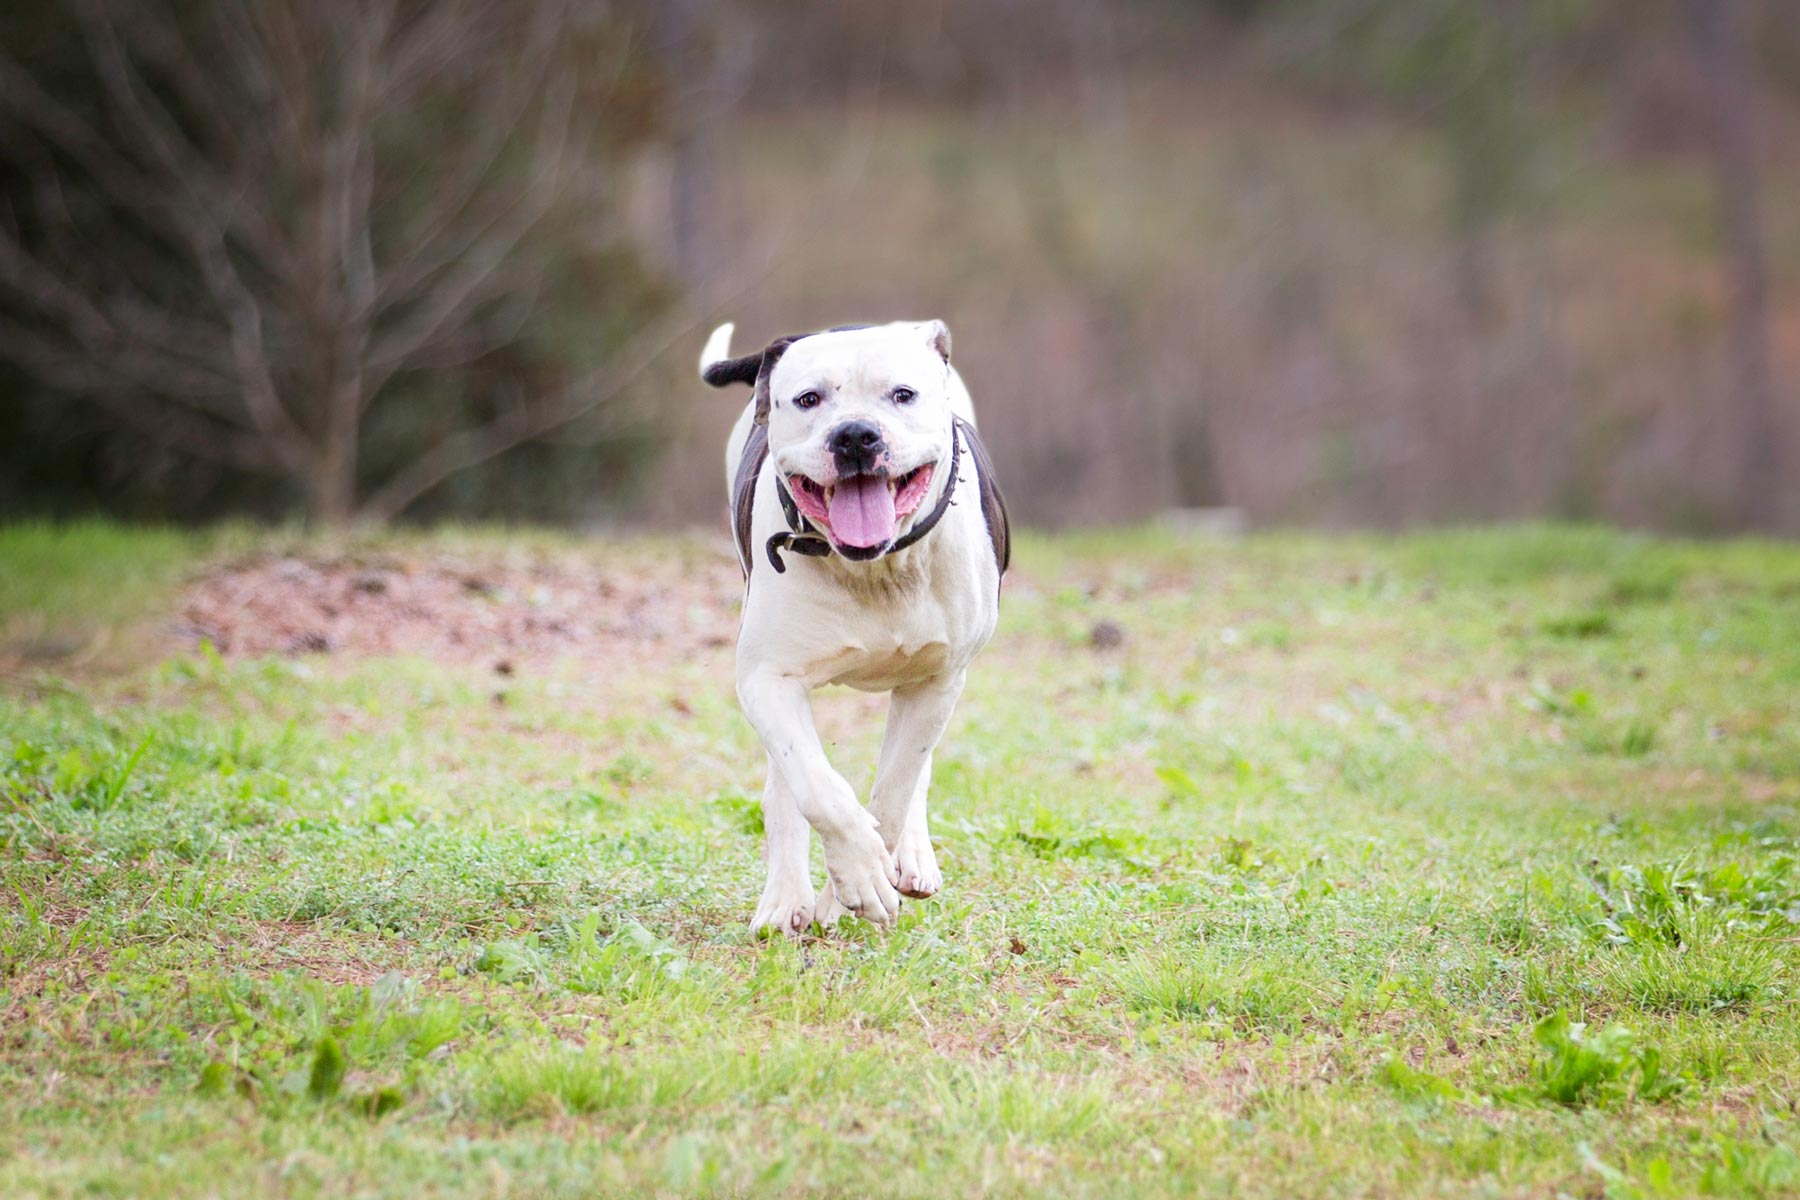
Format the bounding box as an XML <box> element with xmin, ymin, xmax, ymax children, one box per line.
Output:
<box><xmin>1379</xmin><ymin>1058</ymin><xmax>1480</xmax><ymax>1108</ymax></box>
<box><xmin>307</xmin><ymin>1035</ymin><xmax>347</xmax><ymax>1100</ymax></box>
<box><xmin>1520</xmin><ymin>1011</ymin><xmax>1684</xmax><ymax>1108</ymax></box>
<box><xmin>187</xmin><ymin>972</ymin><xmax>465</xmax><ymax>1118</ymax></box>
<box><xmin>1590</xmin><ymin>858</ymin><xmax>1799</xmax><ymax>947</ymax></box>
<box><xmin>1214</xmin><ymin>835</ymin><xmax>1263</xmax><ymax>872</ymax></box>
<box><xmin>560</xmin><ymin>915</ymin><xmax>702</xmax><ymax>1001</ymax></box>
<box><xmin>1526</xmin><ymin>680</ymin><xmax>1595</xmax><ymax>718</ymax></box>
<box><xmin>1576</xmin><ymin>718</ymin><xmax>1660</xmax><ymax>759</ymax></box>
<box><xmin>603</xmin><ymin>752</ymin><xmax>655</xmax><ymax>790</ymax></box>
<box><xmin>1608</xmin><ymin>563</ymin><xmax>1686</xmax><ymax>606</ymax></box>
<box><xmin>1156</xmin><ymin>763</ymin><xmax>1205</xmax><ymax>804</ymax></box>
<box><xmin>1543</xmin><ymin>611</ymin><xmax>1616</xmax><ymax>639</ymax></box>
<box><xmin>1590</xmin><ymin>860</ymin><xmax>1705</xmax><ymax>946</ymax></box>
<box><xmin>709</xmin><ymin>788</ymin><xmax>764</xmax><ymax>836</ymax></box>
<box><xmin>1597</xmin><ymin>914</ymin><xmax>1782</xmax><ymax>1013</ymax></box>
<box><xmin>1007</xmin><ymin>808</ymin><xmax>1151</xmax><ymax>867</ymax></box>
<box><xmin>474</xmin><ymin>939</ymin><xmax>545</xmax><ymax>983</ymax></box>
<box><xmin>1620</xmin><ymin>720</ymin><xmax>1658</xmax><ymax>758</ymax></box>
<box><xmin>193</xmin><ymin>1060</ymin><xmax>233</xmax><ymax>1098</ymax></box>
<box><xmin>1698</xmin><ymin>1137</ymin><xmax>1800</xmax><ymax>1197</ymax></box>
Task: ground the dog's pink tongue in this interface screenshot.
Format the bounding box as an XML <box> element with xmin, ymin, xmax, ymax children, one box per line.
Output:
<box><xmin>827</xmin><ymin>475</ymin><xmax>897</xmax><ymax>547</ymax></box>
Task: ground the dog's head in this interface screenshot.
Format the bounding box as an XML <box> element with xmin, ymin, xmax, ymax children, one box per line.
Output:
<box><xmin>703</xmin><ymin>320</ymin><xmax>956</xmax><ymax>560</ymax></box>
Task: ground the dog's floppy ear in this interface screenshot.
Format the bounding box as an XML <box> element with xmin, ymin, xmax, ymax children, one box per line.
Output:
<box><xmin>750</xmin><ymin>337</ymin><xmax>795</xmax><ymax>426</ymax></box>
<box><xmin>922</xmin><ymin>319</ymin><xmax>951</xmax><ymax>363</ymax></box>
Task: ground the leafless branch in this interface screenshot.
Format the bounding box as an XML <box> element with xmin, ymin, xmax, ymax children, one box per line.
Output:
<box><xmin>0</xmin><ymin>0</ymin><xmax>675</xmax><ymax>524</ymax></box>
<box><xmin>357</xmin><ymin>300</ymin><xmax>724</xmax><ymax>524</ymax></box>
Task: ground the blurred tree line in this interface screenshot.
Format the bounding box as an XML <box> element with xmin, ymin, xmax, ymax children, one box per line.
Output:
<box><xmin>1</xmin><ymin>0</ymin><xmax>1794</xmax><ymax>531</ymax></box>
<box><xmin>0</xmin><ymin>0</ymin><xmax>678</xmax><ymax>525</ymax></box>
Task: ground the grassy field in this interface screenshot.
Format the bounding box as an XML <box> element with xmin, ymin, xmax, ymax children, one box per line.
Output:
<box><xmin>3</xmin><ymin>521</ymin><xmax>1799</xmax><ymax>1198</ymax></box>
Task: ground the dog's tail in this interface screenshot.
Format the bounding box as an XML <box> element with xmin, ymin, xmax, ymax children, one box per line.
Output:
<box><xmin>699</xmin><ymin>322</ymin><xmax>763</xmax><ymax>389</ymax></box>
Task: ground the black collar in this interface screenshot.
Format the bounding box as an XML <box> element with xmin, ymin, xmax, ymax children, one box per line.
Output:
<box><xmin>766</xmin><ymin>421</ymin><xmax>963</xmax><ymax>574</ymax></box>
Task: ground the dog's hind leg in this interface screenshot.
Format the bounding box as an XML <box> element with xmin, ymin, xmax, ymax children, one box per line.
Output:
<box><xmin>750</xmin><ymin>763</ymin><xmax>816</xmax><ymax>937</ymax></box>
<box><xmin>868</xmin><ymin>673</ymin><xmax>965</xmax><ymax>900</ymax></box>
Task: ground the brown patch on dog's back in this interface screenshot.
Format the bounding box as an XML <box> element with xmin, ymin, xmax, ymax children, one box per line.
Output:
<box><xmin>733</xmin><ymin>424</ymin><xmax>769</xmax><ymax>577</ymax></box>
<box><xmin>956</xmin><ymin>416</ymin><xmax>1010</xmax><ymax>579</ymax></box>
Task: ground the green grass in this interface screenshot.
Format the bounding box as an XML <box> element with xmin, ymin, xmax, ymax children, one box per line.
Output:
<box><xmin>3</xmin><ymin>522</ymin><xmax>1799</xmax><ymax>1197</ymax></box>
<box><xmin>0</xmin><ymin>520</ymin><xmax>202</xmax><ymax>666</ymax></box>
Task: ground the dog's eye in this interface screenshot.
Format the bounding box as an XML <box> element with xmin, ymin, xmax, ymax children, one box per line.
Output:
<box><xmin>792</xmin><ymin>391</ymin><xmax>822</xmax><ymax>410</ymax></box>
<box><xmin>892</xmin><ymin>387</ymin><xmax>917</xmax><ymax>405</ymax></box>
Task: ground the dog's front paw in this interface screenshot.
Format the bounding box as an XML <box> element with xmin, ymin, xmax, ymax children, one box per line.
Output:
<box><xmin>821</xmin><ymin>825</ymin><xmax>902</xmax><ymax>927</ymax></box>
<box><xmin>750</xmin><ymin>876</ymin><xmax>817</xmax><ymax>938</ymax></box>
<box><xmin>812</xmin><ymin>884</ymin><xmax>851</xmax><ymax>929</ymax></box>
<box><xmin>893</xmin><ymin>826</ymin><xmax>942</xmax><ymax>899</ymax></box>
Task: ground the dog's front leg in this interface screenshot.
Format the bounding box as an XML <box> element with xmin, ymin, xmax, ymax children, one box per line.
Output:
<box><xmin>749</xmin><ymin>764</ymin><xmax>815</xmax><ymax>936</ymax></box>
<box><xmin>868</xmin><ymin>674</ymin><xmax>964</xmax><ymax>900</ymax></box>
<box><xmin>737</xmin><ymin>670</ymin><xmax>901</xmax><ymax>927</ymax></box>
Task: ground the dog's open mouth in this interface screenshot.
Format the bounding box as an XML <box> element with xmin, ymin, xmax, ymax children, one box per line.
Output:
<box><xmin>789</xmin><ymin>463</ymin><xmax>935</xmax><ymax>551</ymax></box>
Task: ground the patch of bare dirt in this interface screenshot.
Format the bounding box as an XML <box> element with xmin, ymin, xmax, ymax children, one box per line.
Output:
<box><xmin>178</xmin><ymin>544</ymin><xmax>745</xmax><ymax>668</ymax></box>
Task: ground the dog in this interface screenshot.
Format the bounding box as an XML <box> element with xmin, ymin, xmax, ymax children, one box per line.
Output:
<box><xmin>701</xmin><ymin>319</ymin><xmax>1008</xmax><ymax>934</ymax></box>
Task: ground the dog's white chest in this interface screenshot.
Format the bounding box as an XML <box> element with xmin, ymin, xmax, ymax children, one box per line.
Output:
<box><xmin>825</xmin><ymin>635</ymin><xmax>952</xmax><ymax>692</ymax></box>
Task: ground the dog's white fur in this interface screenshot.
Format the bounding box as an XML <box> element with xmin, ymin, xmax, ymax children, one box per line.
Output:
<box><xmin>705</xmin><ymin>320</ymin><xmax>1002</xmax><ymax>934</ymax></box>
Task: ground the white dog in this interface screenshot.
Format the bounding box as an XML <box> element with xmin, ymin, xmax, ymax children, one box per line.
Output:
<box><xmin>701</xmin><ymin>320</ymin><xmax>1008</xmax><ymax>934</ymax></box>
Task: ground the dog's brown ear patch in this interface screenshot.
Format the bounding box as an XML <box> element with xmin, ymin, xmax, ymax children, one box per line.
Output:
<box><xmin>926</xmin><ymin>320</ymin><xmax>951</xmax><ymax>363</ymax></box>
<box><xmin>750</xmin><ymin>338</ymin><xmax>795</xmax><ymax>426</ymax></box>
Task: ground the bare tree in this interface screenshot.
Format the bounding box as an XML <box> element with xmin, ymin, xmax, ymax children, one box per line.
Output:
<box><xmin>655</xmin><ymin>0</ymin><xmax>723</xmax><ymax>290</ymax></box>
<box><xmin>1686</xmin><ymin>0</ymin><xmax>1780</xmax><ymax>530</ymax></box>
<box><xmin>0</xmin><ymin>0</ymin><xmax>680</xmax><ymax>525</ymax></box>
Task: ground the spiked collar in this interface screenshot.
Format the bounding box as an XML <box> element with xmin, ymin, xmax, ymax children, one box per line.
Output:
<box><xmin>765</xmin><ymin>419</ymin><xmax>965</xmax><ymax>574</ymax></box>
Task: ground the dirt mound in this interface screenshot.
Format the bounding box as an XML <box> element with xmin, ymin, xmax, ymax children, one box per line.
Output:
<box><xmin>178</xmin><ymin>546</ymin><xmax>744</xmax><ymax>668</ymax></box>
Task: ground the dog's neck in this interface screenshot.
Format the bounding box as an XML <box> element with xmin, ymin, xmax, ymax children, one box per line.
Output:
<box><xmin>818</xmin><ymin>535</ymin><xmax>937</xmax><ymax>600</ymax></box>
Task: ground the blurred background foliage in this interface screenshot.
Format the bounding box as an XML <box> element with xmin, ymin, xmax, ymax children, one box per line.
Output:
<box><xmin>1</xmin><ymin>0</ymin><xmax>1795</xmax><ymax>533</ymax></box>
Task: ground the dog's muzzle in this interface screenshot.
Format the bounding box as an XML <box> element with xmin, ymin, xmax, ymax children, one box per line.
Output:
<box><xmin>767</xmin><ymin>421</ymin><xmax>965</xmax><ymax>573</ymax></box>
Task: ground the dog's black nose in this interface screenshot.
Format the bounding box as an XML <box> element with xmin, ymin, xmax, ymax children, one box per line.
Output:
<box><xmin>828</xmin><ymin>420</ymin><xmax>885</xmax><ymax>470</ymax></box>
